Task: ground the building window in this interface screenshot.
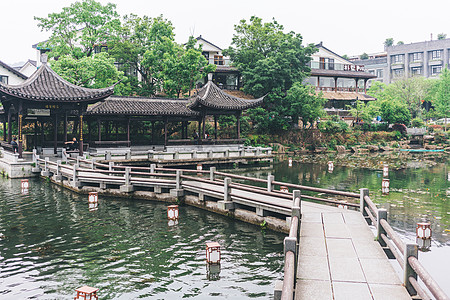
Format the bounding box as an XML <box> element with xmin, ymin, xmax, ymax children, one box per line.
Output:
<box><xmin>202</xmin><ymin>51</ymin><xmax>209</xmax><ymax>61</ymax></box>
<box><xmin>0</xmin><ymin>75</ymin><xmax>8</xmax><ymax>84</ymax></box>
<box><xmin>368</xmin><ymin>70</ymin><xmax>375</xmax><ymax>75</ymax></box>
<box><xmin>431</xmin><ymin>65</ymin><xmax>442</xmax><ymax>75</ymax></box>
<box><xmin>430</xmin><ymin>50</ymin><xmax>442</xmax><ymax>60</ymax></box>
<box><xmin>376</xmin><ymin>69</ymin><xmax>383</xmax><ymax>78</ymax></box>
<box><xmin>328</xmin><ymin>58</ymin><xmax>335</xmax><ymax>70</ymax></box>
<box><xmin>411</xmin><ymin>67</ymin><xmax>422</xmax><ymax>76</ymax></box>
<box><xmin>393</xmin><ymin>69</ymin><xmax>404</xmax><ymax>78</ymax></box>
<box><xmin>410</xmin><ymin>52</ymin><xmax>422</xmax><ymax>62</ymax></box>
<box><xmin>391</xmin><ymin>54</ymin><xmax>404</xmax><ymax>64</ymax></box>
<box><xmin>94</xmin><ymin>45</ymin><xmax>108</xmax><ymax>54</ymax></box>
<box><xmin>214</xmin><ymin>55</ymin><xmax>224</xmax><ymax>65</ymax></box>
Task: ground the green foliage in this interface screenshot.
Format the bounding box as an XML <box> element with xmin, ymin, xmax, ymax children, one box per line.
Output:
<box><xmin>429</xmin><ymin>67</ymin><xmax>450</xmax><ymax>130</ymax></box>
<box><xmin>285</xmin><ymin>83</ymin><xmax>326</xmax><ymax>127</ymax></box>
<box><xmin>437</xmin><ymin>33</ymin><xmax>447</xmax><ymax>40</ymax></box>
<box><xmin>162</xmin><ymin>37</ymin><xmax>215</xmax><ymax>97</ymax></box>
<box><xmin>379</xmin><ymin>99</ymin><xmax>411</xmax><ymax>124</ymax></box>
<box><xmin>397</xmin><ymin>41</ymin><xmax>404</xmax><ymax>45</ymax></box>
<box><xmin>346</xmin><ymin>100</ymin><xmax>372</xmax><ymax>123</ymax></box>
<box><xmin>360</xmin><ymin>53</ymin><xmax>369</xmax><ymax>60</ymax></box>
<box><xmin>51</xmin><ymin>52</ymin><xmax>124</xmax><ymax>88</ymax></box>
<box><xmin>342</xmin><ymin>54</ymin><xmax>349</xmax><ymax>60</ymax></box>
<box><xmin>433</xmin><ymin>130</ymin><xmax>448</xmax><ymax>143</ymax></box>
<box><xmin>384</xmin><ymin>38</ymin><xmax>394</xmax><ymax>47</ymax></box>
<box><xmin>318</xmin><ymin>119</ymin><xmax>349</xmax><ymax>134</ymax></box>
<box><xmin>244</xmin><ymin>134</ymin><xmax>270</xmax><ymax>147</ymax></box>
<box><xmin>35</xmin><ymin>0</ymin><xmax>121</xmax><ymax>58</ymax></box>
<box><xmin>225</xmin><ymin>16</ymin><xmax>316</xmax><ymax>98</ymax></box>
<box><xmin>411</xmin><ymin>118</ymin><xmax>425</xmax><ymax>128</ymax></box>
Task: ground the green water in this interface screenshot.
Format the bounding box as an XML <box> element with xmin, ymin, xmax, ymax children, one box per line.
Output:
<box><xmin>231</xmin><ymin>152</ymin><xmax>450</xmax><ymax>295</ymax></box>
<box><xmin>0</xmin><ymin>179</ymin><xmax>285</xmax><ymax>299</ymax></box>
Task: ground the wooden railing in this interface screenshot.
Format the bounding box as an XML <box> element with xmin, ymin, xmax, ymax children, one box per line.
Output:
<box><xmin>360</xmin><ymin>189</ymin><xmax>449</xmax><ymax>300</ymax></box>
<box><xmin>32</xmin><ymin>152</ymin><xmax>448</xmax><ymax>300</ymax></box>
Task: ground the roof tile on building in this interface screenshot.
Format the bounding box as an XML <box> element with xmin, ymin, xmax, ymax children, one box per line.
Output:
<box><xmin>0</xmin><ymin>62</ymin><xmax>114</xmax><ymax>102</ymax></box>
<box><xmin>87</xmin><ymin>96</ymin><xmax>199</xmax><ymax>117</ymax></box>
<box><xmin>188</xmin><ymin>80</ymin><xmax>264</xmax><ymax>110</ymax></box>
<box><xmin>319</xmin><ymin>91</ymin><xmax>376</xmax><ymax>101</ymax></box>
<box><xmin>310</xmin><ymin>68</ymin><xmax>377</xmax><ymax>79</ymax></box>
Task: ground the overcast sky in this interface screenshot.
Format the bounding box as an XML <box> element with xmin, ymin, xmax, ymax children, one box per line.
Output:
<box><xmin>2</xmin><ymin>0</ymin><xmax>449</xmax><ymax>65</ymax></box>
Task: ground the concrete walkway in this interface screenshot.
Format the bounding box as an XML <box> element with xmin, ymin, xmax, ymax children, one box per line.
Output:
<box><xmin>295</xmin><ymin>207</ymin><xmax>411</xmax><ymax>300</ymax></box>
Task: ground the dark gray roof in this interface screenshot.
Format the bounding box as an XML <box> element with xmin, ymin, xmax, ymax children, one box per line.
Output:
<box><xmin>86</xmin><ymin>96</ymin><xmax>199</xmax><ymax>117</ymax></box>
<box><xmin>0</xmin><ymin>60</ymin><xmax>28</xmax><ymax>80</ymax></box>
<box><xmin>188</xmin><ymin>80</ymin><xmax>264</xmax><ymax>110</ymax></box>
<box><xmin>310</xmin><ymin>68</ymin><xmax>377</xmax><ymax>79</ymax></box>
<box><xmin>0</xmin><ymin>63</ymin><xmax>114</xmax><ymax>102</ymax></box>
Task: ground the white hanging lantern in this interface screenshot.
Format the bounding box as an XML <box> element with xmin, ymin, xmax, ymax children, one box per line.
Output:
<box><xmin>280</xmin><ymin>186</ymin><xmax>289</xmax><ymax>193</ymax></box>
<box><xmin>416</xmin><ymin>222</ymin><xmax>432</xmax><ymax>249</ymax></box>
<box><xmin>328</xmin><ymin>161</ymin><xmax>334</xmax><ymax>172</ymax></box>
<box><xmin>167</xmin><ymin>205</ymin><xmax>179</xmax><ymax>220</ymax></box>
<box><xmin>206</xmin><ymin>242</ymin><xmax>221</xmax><ymax>264</ymax></box>
<box><xmin>21</xmin><ymin>179</ymin><xmax>29</xmax><ymax>189</ymax></box>
<box><xmin>197</xmin><ymin>164</ymin><xmax>203</xmax><ymax>171</ymax></box>
<box><xmin>288</xmin><ymin>157</ymin><xmax>293</xmax><ymax>167</ymax></box>
<box><xmin>88</xmin><ymin>192</ymin><xmax>98</xmax><ymax>204</ymax></box>
<box><xmin>383</xmin><ymin>165</ymin><xmax>389</xmax><ymax>177</ymax></box>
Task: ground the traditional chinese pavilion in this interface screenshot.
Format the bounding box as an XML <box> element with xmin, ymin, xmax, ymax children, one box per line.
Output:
<box><xmin>0</xmin><ymin>56</ymin><xmax>114</xmax><ymax>157</ymax></box>
<box><xmin>0</xmin><ymin>61</ymin><xmax>264</xmax><ymax>157</ymax></box>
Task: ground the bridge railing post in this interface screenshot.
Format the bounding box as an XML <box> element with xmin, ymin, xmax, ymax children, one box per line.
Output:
<box><xmin>225</xmin><ymin>149</ymin><xmax>229</xmax><ymax>158</ymax></box>
<box><xmin>360</xmin><ymin>188</ymin><xmax>371</xmax><ymax>225</ymax></box>
<box><xmin>32</xmin><ymin>149</ymin><xmax>37</xmax><ymax>164</ymax></box>
<box><xmin>404</xmin><ymin>244</ymin><xmax>418</xmax><ymax>296</ymax></box>
<box><xmin>54</xmin><ymin>159</ymin><xmax>63</xmax><ymax>181</ymax></box>
<box><xmin>62</xmin><ymin>149</ymin><xmax>67</xmax><ymax>163</ymax></box>
<box><xmin>109</xmin><ymin>161</ymin><xmax>114</xmax><ymax>176</ymax></box>
<box><xmin>105</xmin><ymin>151</ymin><xmax>111</xmax><ymax>161</ymax></box>
<box><xmin>377</xmin><ymin>209</ymin><xmax>387</xmax><ymax>247</ymax></box>
<box><xmin>150</xmin><ymin>163</ymin><xmax>156</xmax><ymax>174</ymax></box>
<box><xmin>267</xmin><ymin>174</ymin><xmax>274</xmax><ymax>192</ymax></box>
<box><xmin>176</xmin><ymin>170</ymin><xmax>182</xmax><ymax>190</ymax></box>
<box><xmin>120</xmin><ymin>167</ymin><xmax>134</xmax><ymax>193</ymax></box>
<box><xmin>91</xmin><ymin>157</ymin><xmax>96</xmax><ymax>170</ymax></box>
<box><xmin>210</xmin><ymin>166</ymin><xmax>216</xmax><ymax>181</ymax></box>
<box><xmin>218</xmin><ymin>177</ymin><xmax>234</xmax><ymax>211</ymax></box>
<box><xmin>147</xmin><ymin>150</ymin><xmax>154</xmax><ymax>160</ymax></box>
<box><xmin>72</xmin><ymin>164</ymin><xmax>79</xmax><ymax>187</ymax></box>
<box><xmin>125</xmin><ymin>150</ymin><xmax>131</xmax><ymax>160</ymax></box>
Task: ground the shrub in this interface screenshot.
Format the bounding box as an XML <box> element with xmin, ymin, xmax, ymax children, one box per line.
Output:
<box><xmin>411</xmin><ymin>118</ymin><xmax>425</xmax><ymax>128</ymax></box>
<box><xmin>434</xmin><ymin>130</ymin><xmax>448</xmax><ymax>144</ymax></box>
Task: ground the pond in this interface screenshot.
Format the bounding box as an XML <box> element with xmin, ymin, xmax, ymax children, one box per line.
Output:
<box><xmin>230</xmin><ymin>152</ymin><xmax>450</xmax><ymax>296</ymax></box>
<box><xmin>0</xmin><ymin>178</ymin><xmax>285</xmax><ymax>299</ymax></box>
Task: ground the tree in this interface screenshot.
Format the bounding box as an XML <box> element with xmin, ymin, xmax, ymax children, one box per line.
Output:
<box><xmin>431</xmin><ymin>67</ymin><xmax>450</xmax><ymax>130</ymax></box>
<box><xmin>397</xmin><ymin>41</ymin><xmax>404</xmax><ymax>45</ymax></box>
<box><xmin>379</xmin><ymin>100</ymin><xmax>411</xmax><ymax>124</ymax></box>
<box><xmin>285</xmin><ymin>83</ymin><xmax>326</xmax><ymax>127</ymax></box>
<box><xmin>346</xmin><ymin>100</ymin><xmax>372</xmax><ymax>124</ymax></box>
<box><xmin>384</xmin><ymin>38</ymin><xmax>394</xmax><ymax>48</ymax></box>
<box><xmin>224</xmin><ymin>16</ymin><xmax>316</xmax><ymax>132</ymax></box>
<box><xmin>437</xmin><ymin>33</ymin><xmax>447</xmax><ymax>40</ymax></box>
<box><xmin>224</xmin><ymin>16</ymin><xmax>316</xmax><ymax>97</ymax></box>
<box><xmin>360</xmin><ymin>53</ymin><xmax>369</xmax><ymax>60</ymax></box>
<box><xmin>161</xmin><ymin>37</ymin><xmax>215</xmax><ymax>98</ymax></box>
<box><xmin>342</xmin><ymin>54</ymin><xmax>349</xmax><ymax>60</ymax></box>
<box><xmin>35</xmin><ymin>0</ymin><xmax>121</xmax><ymax>58</ymax></box>
<box><xmin>109</xmin><ymin>14</ymin><xmax>176</xmax><ymax>96</ymax></box>
<box><xmin>51</xmin><ymin>52</ymin><xmax>124</xmax><ymax>89</ymax></box>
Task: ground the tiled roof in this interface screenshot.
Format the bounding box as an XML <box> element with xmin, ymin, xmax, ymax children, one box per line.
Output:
<box><xmin>311</xmin><ymin>68</ymin><xmax>377</xmax><ymax>79</ymax></box>
<box><xmin>0</xmin><ymin>60</ymin><xmax>28</xmax><ymax>80</ymax></box>
<box><xmin>320</xmin><ymin>91</ymin><xmax>376</xmax><ymax>101</ymax></box>
<box><xmin>188</xmin><ymin>80</ymin><xmax>264</xmax><ymax>110</ymax></box>
<box><xmin>0</xmin><ymin>63</ymin><xmax>114</xmax><ymax>102</ymax></box>
<box><xmin>86</xmin><ymin>96</ymin><xmax>199</xmax><ymax>117</ymax></box>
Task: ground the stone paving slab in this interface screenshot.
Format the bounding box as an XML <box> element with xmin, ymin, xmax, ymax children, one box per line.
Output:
<box><xmin>333</xmin><ymin>281</ymin><xmax>372</xmax><ymax>300</ymax></box>
<box><xmin>295</xmin><ymin>279</ymin><xmax>332</xmax><ymax>300</ymax></box>
<box><xmin>295</xmin><ymin>207</ymin><xmax>411</xmax><ymax>299</ymax></box>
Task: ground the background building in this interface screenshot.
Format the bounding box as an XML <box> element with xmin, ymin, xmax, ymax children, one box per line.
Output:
<box><xmin>0</xmin><ymin>60</ymin><xmax>27</xmax><ymax>85</ymax></box>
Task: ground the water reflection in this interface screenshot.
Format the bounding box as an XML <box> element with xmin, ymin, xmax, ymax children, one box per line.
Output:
<box><xmin>0</xmin><ymin>178</ymin><xmax>284</xmax><ymax>299</ymax></box>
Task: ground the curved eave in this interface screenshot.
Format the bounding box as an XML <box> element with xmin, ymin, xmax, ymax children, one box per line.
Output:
<box><xmin>194</xmin><ymin>95</ymin><xmax>265</xmax><ymax>111</ymax></box>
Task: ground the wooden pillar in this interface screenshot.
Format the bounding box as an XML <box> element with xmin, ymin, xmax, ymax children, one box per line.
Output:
<box><xmin>364</xmin><ymin>79</ymin><xmax>368</xmax><ymax>93</ymax></box>
<box><xmin>40</xmin><ymin>120</ymin><xmax>45</xmax><ymax>147</ymax></box>
<box><xmin>236</xmin><ymin>113</ymin><xmax>241</xmax><ymax>139</ymax></box>
<box><xmin>7</xmin><ymin>108</ymin><xmax>11</xmax><ymax>143</ymax></box>
<box><xmin>63</xmin><ymin>111</ymin><xmax>67</xmax><ymax>142</ymax></box>
<box><xmin>201</xmin><ymin>114</ymin><xmax>206</xmax><ymax>140</ymax></box>
<box><xmin>3</xmin><ymin>120</ymin><xmax>6</xmax><ymax>141</ymax></box>
<box><xmin>34</xmin><ymin>120</ymin><xmax>38</xmax><ymax>149</ymax></box>
<box><xmin>334</xmin><ymin>77</ymin><xmax>338</xmax><ymax>92</ymax></box>
<box><xmin>164</xmin><ymin>118</ymin><xmax>168</xmax><ymax>146</ymax></box>
<box><xmin>18</xmin><ymin>102</ymin><xmax>23</xmax><ymax>158</ymax></box>
<box><xmin>115</xmin><ymin>122</ymin><xmax>118</xmax><ymax>140</ymax></box>
<box><xmin>151</xmin><ymin>121</ymin><xmax>154</xmax><ymax>144</ymax></box>
<box><xmin>214</xmin><ymin>115</ymin><xmax>218</xmax><ymax>140</ymax></box>
<box><xmin>53</xmin><ymin>113</ymin><xmax>58</xmax><ymax>155</ymax></box>
<box><xmin>127</xmin><ymin>118</ymin><xmax>130</xmax><ymax>146</ymax></box>
<box><xmin>79</xmin><ymin>115</ymin><xmax>84</xmax><ymax>155</ymax></box>
<box><xmin>98</xmin><ymin>119</ymin><xmax>101</xmax><ymax>141</ymax></box>
<box><xmin>106</xmin><ymin>121</ymin><xmax>110</xmax><ymax>140</ymax></box>
<box><xmin>355</xmin><ymin>78</ymin><xmax>358</xmax><ymax>92</ymax></box>
<box><xmin>87</xmin><ymin>119</ymin><xmax>92</xmax><ymax>143</ymax></box>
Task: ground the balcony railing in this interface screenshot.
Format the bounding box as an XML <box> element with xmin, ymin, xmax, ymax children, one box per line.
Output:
<box><xmin>207</xmin><ymin>58</ymin><xmax>232</xmax><ymax>66</ymax></box>
<box><xmin>317</xmin><ymin>86</ymin><xmax>366</xmax><ymax>93</ymax></box>
<box><xmin>310</xmin><ymin>61</ymin><xmax>365</xmax><ymax>72</ymax></box>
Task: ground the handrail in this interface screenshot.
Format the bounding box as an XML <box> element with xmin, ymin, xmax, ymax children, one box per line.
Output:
<box><xmin>281</xmin><ymin>251</ymin><xmax>295</xmax><ymax>300</ymax></box>
<box><xmin>408</xmin><ymin>256</ymin><xmax>449</xmax><ymax>300</ymax></box>
<box><xmin>273</xmin><ymin>181</ymin><xmax>360</xmax><ymax>198</ymax></box>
